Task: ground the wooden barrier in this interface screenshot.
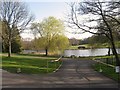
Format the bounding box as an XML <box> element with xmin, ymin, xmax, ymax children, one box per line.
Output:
<box><xmin>51</xmin><ymin>56</ymin><xmax>62</xmax><ymax>62</ymax></box>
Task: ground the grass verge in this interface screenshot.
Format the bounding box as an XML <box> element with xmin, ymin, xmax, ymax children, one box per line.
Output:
<box><xmin>1</xmin><ymin>53</ymin><xmax>62</xmax><ymax>74</ymax></box>
<box><xmin>93</xmin><ymin>62</ymin><xmax>120</xmax><ymax>82</ymax></box>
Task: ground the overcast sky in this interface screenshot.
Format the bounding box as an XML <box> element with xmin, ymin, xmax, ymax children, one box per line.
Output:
<box><xmin>20</xmin><ymin>0</ymin><xmax>93</xmax><ymax>40</ymax></box>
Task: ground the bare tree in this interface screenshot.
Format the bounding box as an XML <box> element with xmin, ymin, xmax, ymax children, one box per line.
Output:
<box><xmin>0</xmin><ymin>1</ymin><xmax>34</xmax><ymax>57</ymax></box>
<box><xmin>67</xmin><ymin>0</ymin><xmax>120</xmax><ymax>66</ymax></box>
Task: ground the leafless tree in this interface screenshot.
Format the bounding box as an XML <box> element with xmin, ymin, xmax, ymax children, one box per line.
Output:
<box><xmin>0</xmin><ymin>1</ymin><xmax>34</xmax><ymax>57</ymax></box>
<box><xmin>67</xmin><ymin>0</ymin><xmax>120</xmax><ymax>66</ymax></box>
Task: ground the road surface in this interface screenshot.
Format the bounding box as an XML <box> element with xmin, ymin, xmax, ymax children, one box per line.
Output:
<box><xmin>2</xmin><ymin>58</ymin><xmax>119</xmax><ymax>88</ymax></box>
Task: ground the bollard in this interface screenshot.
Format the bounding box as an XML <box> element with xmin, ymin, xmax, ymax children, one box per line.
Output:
<box><xmin>115</xmin><ymin>66</ymin><xmax>120</xmax><ymax>89</ymax></box>
<box><xmin>17</xmin><ymin>68</ymin><xmax>21</xmax><ymax>73</ymax></box>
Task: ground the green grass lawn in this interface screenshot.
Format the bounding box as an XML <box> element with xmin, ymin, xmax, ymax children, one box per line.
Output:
<box><xmin>1</xmin><ymin>53</ymin><xmax>62</xmax><ymax>74</ymax></box>
<box><xmin>67</xmin><ymin>45</ymin><xmax>79</xmax><ymax>49</ymax></box>
<box><xmin>67</xmin><ymin>44</ymin><xmax>90</xmax><ymax>50</ymax></box>
<box><xmin>93</xmin><ymin>63</ymin><xmax>120</xmax><ymax>82</ymax></box>
<box><xmin>92</xmin><ymin>55</ymin><xmax>120</xmax><ymax>82</ymax></box>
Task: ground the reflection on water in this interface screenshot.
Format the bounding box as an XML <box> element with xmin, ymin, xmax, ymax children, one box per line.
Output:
<box><xmin>64</xmin><ymin>48</ymin><xmax>120</xmax><ymax>57</ymax></box>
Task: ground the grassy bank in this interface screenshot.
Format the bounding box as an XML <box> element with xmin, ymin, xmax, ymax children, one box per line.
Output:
<box><xmin>84</xmin><ymin>41</ymin><xmax>120</xmax><ymax>48</ymax></box>
<box><xmin>93</xmin><ymin>63</ymin><xmax>119</xmax><ymax>82</ymax></box>
<box><xmin>92</xmin><ymin>55</ymin><xmax>120</xmax><ymax>82</ymax></box>
<box><xmin>67</xmin><ymin>44</ymin><xmax>90</xmax><ymax>49</ymax></box>
<box><xmin>67</xmin><ymin>41</ymin><xmax>120</xmax><ymax>49</ymax></box>
<box><xmin>1</xmin><ymin>53</ymin><xmax>62</xmax><ymax>74</ymax></box>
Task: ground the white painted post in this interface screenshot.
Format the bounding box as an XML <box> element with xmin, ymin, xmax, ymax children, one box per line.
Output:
<box><xmin>115</xmin><ymin>66</ymin><xmax>120</xmax><ymax>73</ymax></box>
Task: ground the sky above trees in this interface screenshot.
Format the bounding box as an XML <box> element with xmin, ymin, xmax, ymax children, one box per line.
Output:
<box><xmin>20</xmin><ymin>0</ymin><xmax>93</xmax><ymax>40</ymax></box>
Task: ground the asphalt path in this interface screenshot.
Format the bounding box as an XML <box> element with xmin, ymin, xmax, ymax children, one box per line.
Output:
<box><xmin>2</xmin><ymin>58</ymin><xmax>119</xmax><ymax>88</ymax></box>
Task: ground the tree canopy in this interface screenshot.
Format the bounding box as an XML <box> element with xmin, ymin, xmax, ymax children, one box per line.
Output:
<box><xmin>31</xmin><ymin>16</ymin><xmax>69</xmax><ymax>56</ymax></box>
<box><xmin>0</xmin><ymin>1</ymin><xmax>33</xmax><ymax>57</ymax></box>
<box><xmin>67</xmin><ymin>0</ymin><xmax>120</xmax><ymax>66</ymax></box>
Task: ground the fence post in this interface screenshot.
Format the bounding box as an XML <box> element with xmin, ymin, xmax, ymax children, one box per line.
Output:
<box><xmin>47</xmin><ymin>60</ymin><xmax>48</xmax><ymax>73</ymax></box>
<box><xmin>55</xmin><ymin>61</ymin><xmax>56</xmax><ymax>69</ymax></box>
<box><xmin>115</xmin><ymin>66</ymin><xmax>120</xmax><ymax>89</ymax></box>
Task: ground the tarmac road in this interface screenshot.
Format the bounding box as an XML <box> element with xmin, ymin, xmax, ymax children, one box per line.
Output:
<box><xmin>2</xmin><ymin>58</ymin><xmax>119</xmax><ymax>88</ymax></box>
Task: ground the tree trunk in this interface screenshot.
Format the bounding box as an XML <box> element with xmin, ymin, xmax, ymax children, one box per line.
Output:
<box><xmin>108</xmin><ymin>28</ymin><xmax>120</xmax><ymax>66</ymax></box>
<box><xmin>8</xmin><ymin>39</ymin><xmax>11</xmax><ymax>57</ymax></box>
<box><xmin>45</xmin><ymin>48</ymin><xmax>48</xmax><ymax>56</ymax></box>
<box><xmin>111</xmin><ymin>40</ymin><xmax>120</xmax><ymax>66</ymax></box>
<box><xmin>108</xmin><ymin>47</ymin><xmax>110</xmax><ymax>56</ymax></box>
<box><xmin>101</xmin><ymin>14</ymin><xmax>120</xmax><ymax>66</ymax></box>
<box><xmin>8</xmin><ymin>28</ymin><xmax>11</xmax><ymax>58</ymax></box>
<box><xmin>109</xmin><ymin>27</ymin><xmax>120</xmax><ymax>66</ymax></box>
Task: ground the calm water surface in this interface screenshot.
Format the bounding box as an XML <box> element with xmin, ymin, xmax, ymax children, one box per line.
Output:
<box><xmin>64</xmin><ymin>48</ymin><xmax>120</xmax><ymax>57</ymax></box>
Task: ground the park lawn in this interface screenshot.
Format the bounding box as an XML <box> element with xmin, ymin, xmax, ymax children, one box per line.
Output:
<box><xmin>92</xmin><ymin>60</ymin><xmax>119</xmax><ymax>82</ymax></box>
<box><xmin>92</xmin><ymin>55</ymin><xmax>120</xmax><ymax>82</ymax></box>
<box><xmin>67</xmin><ymin>45</ymin><xmax>88</xmax><ymax>50</ymax></box>
<box><xmin>67</xmin><ymin>45</ymin><xmax>79</xmax><ymax>49</ymax></box>
<box><xmin>1</xmin><ymin>53</ymin><xmax>62</xmax><ymax>74</ymax></box>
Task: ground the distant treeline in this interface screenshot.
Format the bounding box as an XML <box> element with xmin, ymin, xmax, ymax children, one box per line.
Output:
<box><xmin>80</xmin><ymin>34</ymin><xmax>120</xmax><ymax>46</ymax></box>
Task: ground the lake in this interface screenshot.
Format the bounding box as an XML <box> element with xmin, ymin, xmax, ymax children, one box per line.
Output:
<box><xmin>64</xmin><ymin>48</ymin><xmax>120</xmax><ymax>57</ymax></box>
